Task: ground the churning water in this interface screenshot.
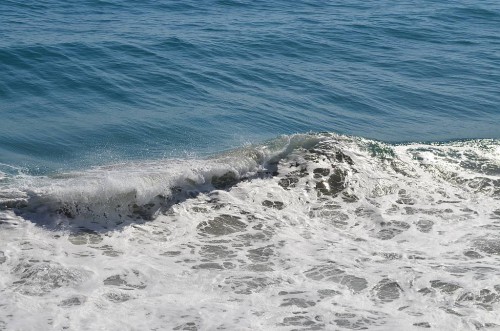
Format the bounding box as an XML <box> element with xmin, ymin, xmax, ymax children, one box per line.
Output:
<box><xmin>0</xmin><ymin>1</ymin><xmax>499</xmax><ymax>330</ymax></box>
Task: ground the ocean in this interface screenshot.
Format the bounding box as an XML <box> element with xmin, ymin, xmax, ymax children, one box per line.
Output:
<box><xmin>0</xmin><ymin>0</ymin><xmax>499</xmax><ymax>330</ymax></box>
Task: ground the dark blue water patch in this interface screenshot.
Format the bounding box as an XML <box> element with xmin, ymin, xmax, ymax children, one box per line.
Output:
<box><xmin>0</xmin><ymin>0</ymin><xmax>499</xmax><ymax>173</ymax></box>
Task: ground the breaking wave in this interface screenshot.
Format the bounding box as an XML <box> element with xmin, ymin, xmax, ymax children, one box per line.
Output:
<box><xmin>1</xmin><ymin>133</ymin><xmax>499</xmax><ymax>330</ymax></box>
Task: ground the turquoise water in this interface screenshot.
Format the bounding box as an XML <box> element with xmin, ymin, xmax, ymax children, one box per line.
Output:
<box><xmin>1</xmin><ymin>0</ymin><xmax>499</xmax><ymax>173</ymax></box>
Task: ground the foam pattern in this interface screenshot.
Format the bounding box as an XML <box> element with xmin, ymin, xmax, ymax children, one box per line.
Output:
<box><xmin>0</xmin><ymin>134</ymin><xmax>499</xmax><ymax>330</ymax></box>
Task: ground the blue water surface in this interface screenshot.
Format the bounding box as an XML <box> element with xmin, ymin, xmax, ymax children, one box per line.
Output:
<box><xmin>1</xmin><ymin>0</ymin><xmax>499</xmax><ymax>173</ymax></box>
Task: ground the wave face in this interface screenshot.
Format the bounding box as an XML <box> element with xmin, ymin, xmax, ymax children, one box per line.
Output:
<box><xmin>1</xmin><ymin>0</ymin><xmax>500</xmax><ymax>173</ymax></box>
<box><xmin>1</xmin><ymin>133</ymin><xmax>499</xmax><ymax>330</ymax></box>
<box><xmin>1</xmin><ymin>0</ymin><xmax>500</xmax><ymax>328</ymax></box>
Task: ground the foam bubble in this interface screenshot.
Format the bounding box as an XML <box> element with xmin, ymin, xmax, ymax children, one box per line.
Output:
<box><xmin>0</xmin><ymin>133</ymin><xmax>499</xmax><ymax>330</ymax></box>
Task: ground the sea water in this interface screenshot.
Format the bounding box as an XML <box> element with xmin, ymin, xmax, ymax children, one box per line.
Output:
<box><xmin>0</xmin><ymin>1</ymin><xmax>499</xmax><ymax>330</ymax></box>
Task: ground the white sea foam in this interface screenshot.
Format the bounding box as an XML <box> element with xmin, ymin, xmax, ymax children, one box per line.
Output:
<box><xmin>0</xmin><ymin>133</ymin><xmax>499</xmax><ymax>330</ymax></box>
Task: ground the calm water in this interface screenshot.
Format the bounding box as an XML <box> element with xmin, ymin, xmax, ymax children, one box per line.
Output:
<box><xmin>1</xmin><ymin>0</ymin><xmax>499</xmax><ymax>173</ymax></box>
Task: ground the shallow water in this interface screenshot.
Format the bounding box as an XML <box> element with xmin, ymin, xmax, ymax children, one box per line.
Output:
<box><xmin>1</xmin><ymin>134</ymin><xmax>500</xmax><ymax>330</ymax></box>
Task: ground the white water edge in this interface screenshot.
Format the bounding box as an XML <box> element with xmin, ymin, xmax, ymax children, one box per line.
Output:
<box><xmin>0</xmin><ymin>133</ymin><xmax>499</xmax><ymax>330</ymax></box>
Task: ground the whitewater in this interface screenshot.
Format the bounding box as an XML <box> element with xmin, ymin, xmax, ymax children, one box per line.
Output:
<box><xmin>2</xmin><ymin>0</ymin><xmax>500</xmax><ymax>329</ymax></box>
<box><xmin>1</xmin><ymin>133</ymin><xmax>499</xmax><ymax>330</ymax></box>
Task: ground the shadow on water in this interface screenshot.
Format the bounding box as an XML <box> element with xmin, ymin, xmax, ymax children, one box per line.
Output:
<box><xmin>1</xmin><ymin>167</ymin><xmax>279</xmax><ymax>235</ymax></box>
